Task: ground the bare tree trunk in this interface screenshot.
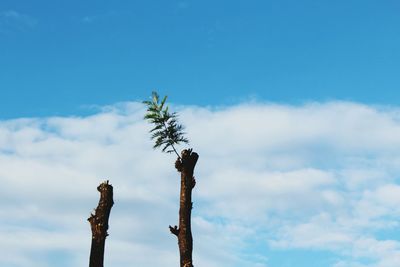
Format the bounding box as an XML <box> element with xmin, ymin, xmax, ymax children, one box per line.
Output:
<box><xmin>169</xmin><ymin>149</ymin><xmax>199</xmax><ymax>267</ymax></box>
<box><xmin>88</xmin><ymin>180</ymin><xmax>114</xmax><ymax>267</ymax></box>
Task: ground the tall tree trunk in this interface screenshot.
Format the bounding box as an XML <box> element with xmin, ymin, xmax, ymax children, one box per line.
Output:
<box><xmin>169</xmin><ymin>149</ymin><xmax>199</xmax><ymax>267</ymax></box>
<box><xmin>88</xmin><ymin>180</ymin><xmax>114</xmax><ymax>267</ymax></box>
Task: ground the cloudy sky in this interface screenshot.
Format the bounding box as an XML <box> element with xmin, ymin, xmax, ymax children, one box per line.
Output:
<box><xmin>1</xmin><ymin>1</ymin><xmax>400</xmax><ymax>267</ymax></box>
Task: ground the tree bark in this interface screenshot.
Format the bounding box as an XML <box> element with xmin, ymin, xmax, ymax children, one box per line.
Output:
<box><xmin>169</xmin><ymin>149</ymin><xmax>199</xmax><ymax>267</ymax></box>
<box><xmin>88</xmin><ymin>180</ymin><xmax>114</xmax><ymax>267</ymax></box>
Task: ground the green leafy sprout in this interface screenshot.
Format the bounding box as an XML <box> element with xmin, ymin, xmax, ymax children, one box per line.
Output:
<box><xmin>143</xmin><ymin>91</ymin><xmax>189</xmax><ymax>158</ymax></box>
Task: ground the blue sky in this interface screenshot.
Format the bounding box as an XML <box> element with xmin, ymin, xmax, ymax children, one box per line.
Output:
<box><xmin>1</xmin><ymin>1</ymin><xmax>400</xmax><ymax>267</ymax></box>
<box><xmin>1</xmin><ymin>0</ymin><xmax>400</xmax><ymax>118</ymax></box>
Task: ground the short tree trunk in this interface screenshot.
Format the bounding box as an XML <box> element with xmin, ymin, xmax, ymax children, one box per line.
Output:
<box><xmin>88</xmin><ymin>180</ymin><xmax>114</xmax><ymax>267</ymax></box>
<box><xmin>170</xmin><ymin>149</ymin><xmax>199</xmax><ymax>267</ymax></box>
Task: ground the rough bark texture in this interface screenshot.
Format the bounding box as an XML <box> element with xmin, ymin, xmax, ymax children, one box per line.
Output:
<box><xmin>169</xmin><ymin>149</ymin><xmax>199</xmax><ymax>267</ymax></box>
<box><xmin>88</xmin><ymin>180</ymin><xmax>114</xmax><ymax>267</ymax></box>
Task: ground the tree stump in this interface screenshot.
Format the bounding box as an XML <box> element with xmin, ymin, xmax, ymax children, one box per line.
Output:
<box><xmin>169</xmin><ymin>149</ymin><xmax>199</xmax><ymax>267</ymax></box>
<box><xmin>88</xmin><ymin>180</ymin><xmax>114</xmax><ymax>267</ymax></box>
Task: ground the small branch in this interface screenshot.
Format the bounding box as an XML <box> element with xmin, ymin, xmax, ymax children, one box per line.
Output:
<box><xmin>162</xmin><ymin>120</ymin><xmax>181</xmax><ymax>159</ymax></box>
<box><xmin>169</xmin><ymin>225</ymin><xmax>179</xmax><ymax>236</ymax></box>
<box><xmin>144</xmin><ymin>91</ymin><xmax>188</xmax><ymax>159</ymax></box>
<box><xmin>191</xmin><ymin>176</ymin><xmax>196</xmax><ymax>188</ymax></box>
<box><xmin>171</xmin><ymin>144</ymin><xmax>181</xmax><ymax>159</ymax></box>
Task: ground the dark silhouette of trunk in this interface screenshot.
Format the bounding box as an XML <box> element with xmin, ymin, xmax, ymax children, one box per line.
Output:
<box><xmin>169</xmin><ymin>149</ymin><xmax>199</xmax><ymax>267</ymax></box>
<box><xmin>88</xmin><ymin>180</ymin><xmax>114</xmax><ymax>267</ymax></box>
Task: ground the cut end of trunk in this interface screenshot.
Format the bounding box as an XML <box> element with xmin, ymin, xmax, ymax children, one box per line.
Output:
<box><xmin>88</xmin><ymin>180</ymin><xmax>114</xmax><ymax>243</ymax></box>
<box><xmin>175</xmin><ymin>149</ymin><xmax>199</xmax><ymax>173</ymax></box>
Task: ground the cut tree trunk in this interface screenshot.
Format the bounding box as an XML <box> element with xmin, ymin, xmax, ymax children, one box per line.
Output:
<box><xmin>88</xmin><ymin>180</ymin><xmax>114</xmax><ymax>267</ymax></box>
<box><xmin>169</xmin><ymin>149</ymin><xmax>199</xmax><ymax>267</ymax></box>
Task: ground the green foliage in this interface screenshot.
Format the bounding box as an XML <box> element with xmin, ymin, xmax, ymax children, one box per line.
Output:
<box><xmin>143</xmin><ymin>91</ymin><xmax>189</xmax><ymax>157</ymax></box>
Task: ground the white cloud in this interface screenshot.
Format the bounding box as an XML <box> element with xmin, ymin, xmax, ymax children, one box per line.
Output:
<box><xmin>81</xmin><ymin>11</ymin><xmax>119</xmax><ymax>24</ymax></box>
<box><xmin>0</xmin><ymin>101</ymin><xmax>400</xmax><ymax>266</ymax></box>
<box><xmin>0</xmin><ymin>10</ymin><xmax>37</xmax><ymax>33</ymax></box>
